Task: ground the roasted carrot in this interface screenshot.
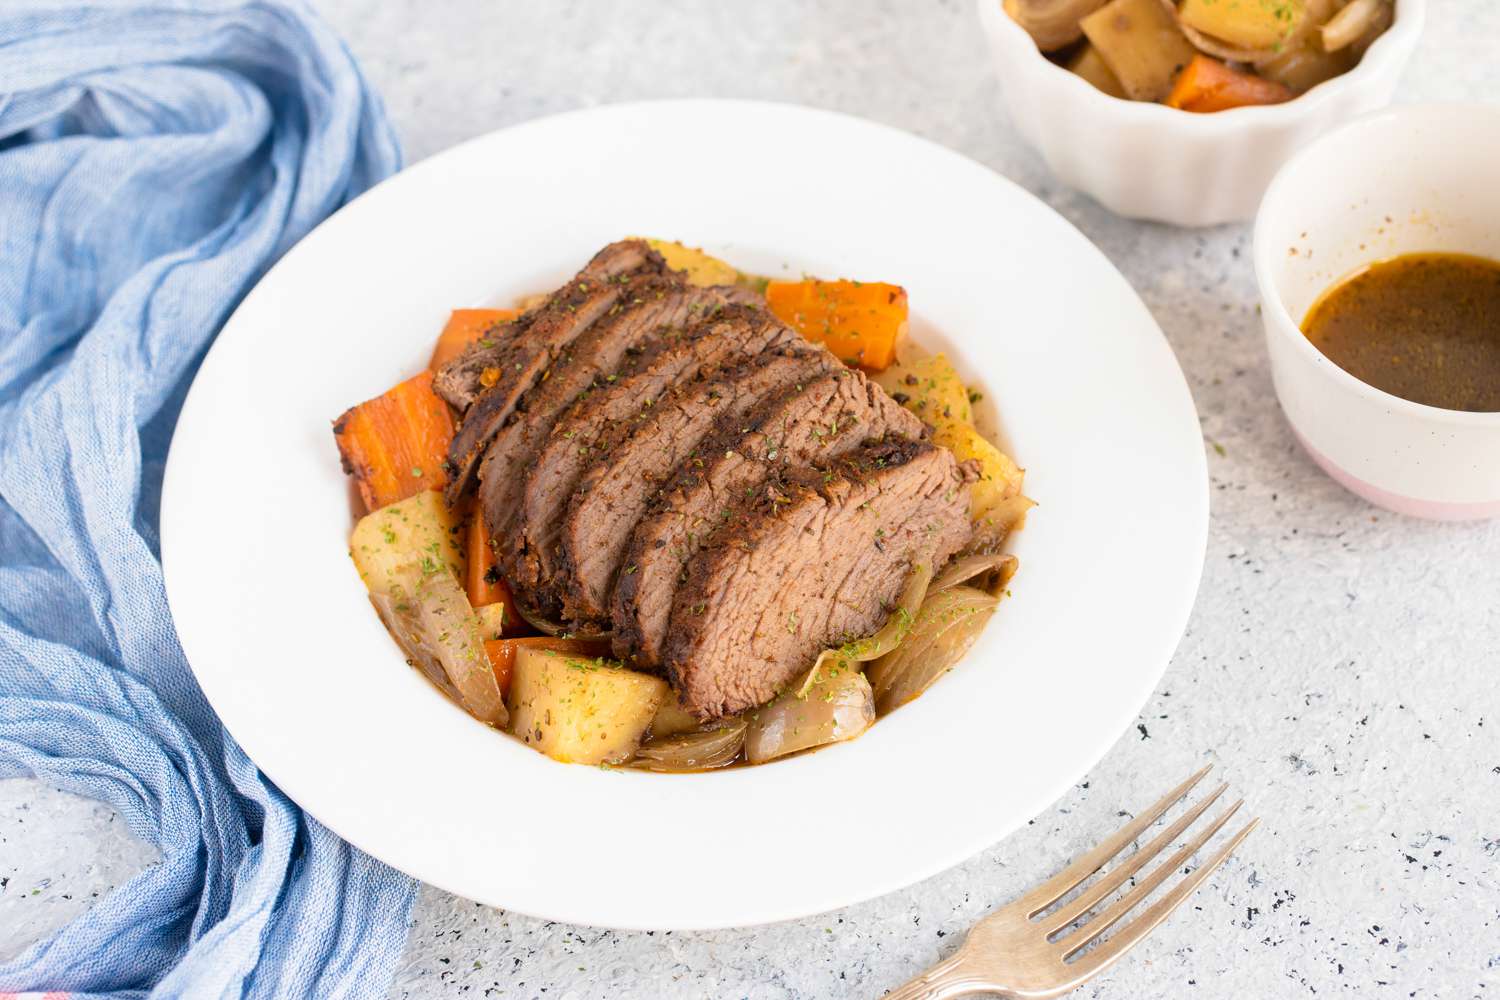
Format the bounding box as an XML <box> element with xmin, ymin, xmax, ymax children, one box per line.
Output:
<box><xmin>428</xmin><ymin>308</ymin><xmax>518</xmax><ymax>370</ymax></box>
<box><xmin>1164</xmin><ymin>55</ymin><xmax>1294</xmax><ymax>113</ymax></box>
<box><xmin>484</xmin><ymin>637</ymin><xmax>611</xmax><ymax>696</ymax></box>
<box><xmin>764</xmin><ymin>279</ymin><xmax>907</xmax><ymax>371</ymax></box>
<box><xmin>333</xmin><ymin>370</ymin><xmax>456</xmax><ymax>513</ymax></box>
<box><xmin>465</xmin><ymin>509</ymin><xmax>521</xmax><ymax>633</ymax></box>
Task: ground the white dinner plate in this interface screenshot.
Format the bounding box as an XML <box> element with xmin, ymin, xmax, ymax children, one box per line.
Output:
<box><xmin>163</xmin><ymin>100</ymin><xmax>1207</xmax><ymax>930</ymax></box>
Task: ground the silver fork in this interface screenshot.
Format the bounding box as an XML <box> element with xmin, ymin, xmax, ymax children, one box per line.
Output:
<box><xmin>884</xmin><ymin>765</ymin><xmax>1257</xmax><ymax>999</ymax></box>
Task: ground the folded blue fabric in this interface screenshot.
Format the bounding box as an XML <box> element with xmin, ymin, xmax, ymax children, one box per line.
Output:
<box><xmin>0</xmin><ymin>2</ymin><xmax>413</xmax><ymax>997</ymax></box>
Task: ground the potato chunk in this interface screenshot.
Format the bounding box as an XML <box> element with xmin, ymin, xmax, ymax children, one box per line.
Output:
<box><xmin>874</xmin><ymin>351</ymin><xmax>973</xmax><ymax>427</ymax></box>
<box><xmin>1081</xmin><ymin>0</ymin><xmax>1197</xmax><ymax>101</ymax></box>
<box><xmin>1178</xmin><ymin>0</ymin><xmax>1304</xmax><ymax>51</ymax></box>
<box><xmin>647</xmin><ymin>693</ymin><xmax>701</xmax><ymax>739</ymax></box>
<box><xmin>506</xmin><ymin>648</ymin><xmax>668</xmax><ymax>764</ymax></box>
<box><xmin>932</xmin><ymin>420</ymin><xmax>1026</xmax><ymax>526</ymax></box>
<box><xmin>349</xmin><ymin>489</ymin><xmax>465</xmax><ymax>597</ymax></box>
<box><xmin>877</xmin><ymin>350</ymin><xmax>1030</xmax><ymax>533</ymax></box>
<box><xmin>643</xmin><ymin>238</ymin><xmax>741</xmax><ymax>287</ymax></box>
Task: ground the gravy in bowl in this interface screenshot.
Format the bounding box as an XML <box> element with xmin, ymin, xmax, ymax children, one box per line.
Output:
<box><xmin>1302</xmin><ymin>253</ymin><xmax>1500</xmax><ymax>412</ymax></box>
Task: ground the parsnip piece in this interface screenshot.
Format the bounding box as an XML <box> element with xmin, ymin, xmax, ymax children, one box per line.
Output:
<box><xmin>1081</xmin><ymin>0</ymin><xmax>1198</xmax><ymax>101</ymax></box>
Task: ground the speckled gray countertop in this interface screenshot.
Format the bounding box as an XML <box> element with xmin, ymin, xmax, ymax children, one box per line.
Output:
<box><xmin>4</xmin><ymin>2</ymin><xmax>1498</xmax><ymax>997</ymax></box>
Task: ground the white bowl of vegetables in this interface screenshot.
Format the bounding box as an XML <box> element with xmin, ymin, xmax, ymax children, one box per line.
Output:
<box><xmin>977</xmin><ymin>0</ymin><xmax>1424</xmax><ymax>226</ymax></box>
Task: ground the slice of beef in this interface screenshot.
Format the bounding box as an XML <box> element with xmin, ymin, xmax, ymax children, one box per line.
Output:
<box><xmin>555</xmin><ymin>346</ymin><xmax>837</xmax><ymax>625</ymax></box>
<box><xmin>511</xmin><ymin>305</ymin><xmax>803</xmax><ymax>606</ymax></box>
<box><xmin>476</xmin><ymin>281</ymin><xmax>749</xmax><ymax>577</ymax></box>
<box><xmin>430</xmin><ymin>313</ymin><xmax>525</xmax><ymax>411</ymax></box>
<box><xmin>432</xmin><ymin>239</ymin><xmax>659</xmax><ymax>411</ymax></box>
<box><xmin>663</xmin><ymin>439</ymin><xmax>974</xmax><ymax>719</ymax></box>
<box><xmin>438</xmin><ymin>241</ymin><xmax>668</xmax><ymax>502</ymax></box>
<box><xmin>612</xmin><ymin>367</ymin><xmax>925</xmax><ymax>667</ymax></box>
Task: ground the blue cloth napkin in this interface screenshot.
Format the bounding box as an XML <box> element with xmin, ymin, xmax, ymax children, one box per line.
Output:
<box><xmin>0</xmin><ymin>2</ymin><xmax>414</xmax><ymax>997</ymax></box>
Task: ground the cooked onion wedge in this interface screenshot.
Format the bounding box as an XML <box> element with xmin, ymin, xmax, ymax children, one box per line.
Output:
<box><xmin>1004</xmin><ymin>0</ymin><xmax>1111</xmax><ymax>51</ymax></box>
<box><xmin>373</xmin><ymin>566</ymin><xmax>507</xmax><ymax>726</ymax></box>
<box><xmin>509</xmin><ymin>592</ymin><xmax>612</xmax><ymax>642</ymax></box>
<box><xmin>371</xmin><ymin>591</ymin><xmax>463</xmax><ymax>702</ymax></box>
<box><xmin>746</xmin><ymin>665</ymin><xmax>875</xmax><ymax>765</ymax></box>
<box><xmin>963</xmin><ymin>523</ymin><xmax>1007</xmax><ymax>558</ymax></box>
<box><xmin>797</xmin><ymin>561</ymin><xmax>933</xmax><ymax>697</ymax></box>
<box><xmin>628</xmin><ymin>718</ymin><xmax>749</xmax><ymax>772</ymax></box>
<box><xmin>1161</xmin><ymin>0</ymin><xmax>1307</xmax><ymax>66</ymax></box>
<box><xmin>1252</xmin><ymin>0</ymin><xmax>1349</xmax><ymax>91</ymax></box>
<box><xmin>985</xmin><ymin>554</ymin><xmax>1021</xmax><ymax>599</ymax></box>
<box><xmin>932</xmin><ymin>551</ymin><xmax>1020</xmax><ymax>595</ymax></box>
<box><xmin>1170</xmin><ymin>20</ymin><xmax>1280</xmax><ymax>66</ymax></box>
<box><xmin>1260</xmin><ymin>37</ymin><xmax>1355</xmax><ymax>91</ymax></box>
<box><xmin>1348</xmin><ymin>0</ymin><xmax>1394</xmax><ymax>55</ymax></box>
<box><xmin>867</xmin><ymin>585</ymin><xmax>1000</xmax><ymax>716</ymax></box>
<box><xmin>1321</xmin><ymin>0</ymin><xmax>1387</xmax><ymax>51</ymax></box>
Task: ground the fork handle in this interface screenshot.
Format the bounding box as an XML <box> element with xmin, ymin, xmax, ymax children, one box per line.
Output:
<box><xmin>883</xmin><ymin>952</ymin><xmax>1010</xmax><ymax>1000</ymax></box>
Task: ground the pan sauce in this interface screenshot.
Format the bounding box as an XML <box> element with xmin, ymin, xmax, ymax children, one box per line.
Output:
<box><xmin>1301</xmin><ymin>253</ymin><xmax>1500</xmax><ymax>412</ymax></box>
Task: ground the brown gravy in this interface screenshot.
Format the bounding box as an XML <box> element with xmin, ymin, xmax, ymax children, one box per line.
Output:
<box><xmin>1301</xmin><ymin>253</ymin><xmax>1500</xmax><ymax>412</ymax></box>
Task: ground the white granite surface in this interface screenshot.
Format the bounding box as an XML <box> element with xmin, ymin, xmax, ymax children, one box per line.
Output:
<box><xmin>4</xmin><ymin>1</ymin><xmax>1500</xmax><ymax>996</ymax></box>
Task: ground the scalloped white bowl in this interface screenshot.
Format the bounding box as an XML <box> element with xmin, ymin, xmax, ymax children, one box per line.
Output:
<box><xmin>976</xmin><ymin>0</ymin><xmax>1425</xmax><ymax>226</ymax></box>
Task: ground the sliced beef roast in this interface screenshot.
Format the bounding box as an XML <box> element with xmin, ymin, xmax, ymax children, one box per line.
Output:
<box><xmin>663</xmin><ymin>439</ymin><xmax>974</xmax><ymax>720</ymax></box>
<box><xmin>555</xmin><ymin>346</ymin><xmax>837</xmax><ymax>625</ymax></box>
<box><xmin>476</xmin><ymin>280</ymin><xmax>749</xmax><ymax>571</ymax></box>
<box><xmin>438</xmin><ymin>240</ymin><xmax>667</xmax><ymax>502</ymax></box>
<box><xmin>512</xmin><ymin>305</ymin><xmax>805</xmax><ymax>607</ymax></box>
<box><xmin>376</xmin><ymin>238</ymin><xmax>1006</xmax><ymax>726</ymax></box>
<box><xmin>612</xmin><ymin>367</ymin><xmax>925</xmax><ymax>666</ymax></box>
<box><xmin>432</xmin><ymin>239</ymin><xmax>658</xmax><ymax>411</ymax></box>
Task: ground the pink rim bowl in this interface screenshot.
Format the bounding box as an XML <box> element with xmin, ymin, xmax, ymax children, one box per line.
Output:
<box><xmin>1253</xmin><ymin>103</ymin><xmax>1500</xmax><ymax>521</ymax></box>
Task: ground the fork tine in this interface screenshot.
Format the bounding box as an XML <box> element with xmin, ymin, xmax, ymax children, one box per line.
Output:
<box><xmin>1066</xmin><ymin>816</ymin><xmax>1260</xmax><ymax>980</ymax></box>
<box><xmin>1021</xmin><ymin>764</ymin><xmax>1213</xmax><ymax>917</ymax></box>
<box><xmin>1041</xmin><ymin>782</ymin><xmax>1228</xmax><ymax>936</ymax></box>
<box><xmin>1062</xmin><ymin>799</ymin><xmax>1244</xmax><ymax>958</ymax></box>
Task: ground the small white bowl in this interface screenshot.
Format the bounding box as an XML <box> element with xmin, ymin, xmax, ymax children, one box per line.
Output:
<box><xmin>1254</xmin><ymin>103</ymin><xmax>1500</xmax><ymax>520</ymax></box>
<box><xmin>976</xmin><ymin>0</ymin><xmax>1425</xmax><ymax>226</ymax></box>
